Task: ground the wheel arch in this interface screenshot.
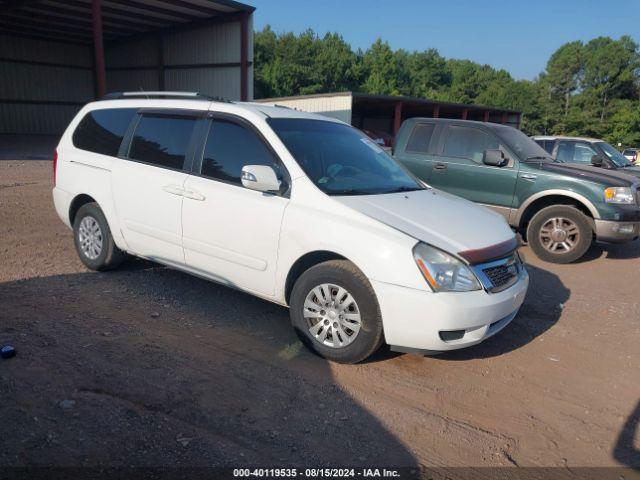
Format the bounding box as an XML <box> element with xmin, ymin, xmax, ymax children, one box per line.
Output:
<box><xmin>69</xmin><ymin>193</ymin><xmax>98</xmax><ymax>225</ymax></box>
<box><xmin>514</xmin><ymin>190</ymin><xmax>599</xmax><ymax>232</ymax></box>
<box><xmin>284</xmin><ymin>250</ymin><xmax>349</xmax><ymax>306</ymax></box>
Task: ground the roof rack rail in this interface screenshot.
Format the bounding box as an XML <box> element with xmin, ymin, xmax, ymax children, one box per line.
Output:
<box><xmin>102</xmin><ymin>91</ymin><xmax>229</xmax><ymax>102</ymax></box>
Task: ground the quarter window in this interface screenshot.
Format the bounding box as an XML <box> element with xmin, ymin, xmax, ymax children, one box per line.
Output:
<box><xmin>201</xmin><ymin>119</ymin><xmax>280</xmax><ymax>185</ymax></box>
<box><xmin>72</xmin><ymin>108</ymin><xmax>137</xmax><ymax>157</ymax></box>
<box><xmin>128</xmin><ymin>114</ymin><xmax>197</xmax><ymax>170</ymax></box>
<box><xmin>406</xmin><ymin>123</ymin><xmax>435</xmax><ymax>153</ymax></box>
<box><xmin>443</xmin><ymin>126</ymin><xmax>499</xmax><ymax>162</ymax></box>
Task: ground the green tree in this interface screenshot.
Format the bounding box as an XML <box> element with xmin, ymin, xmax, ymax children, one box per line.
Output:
<box><xmin>361</xmin><ymin>39</ymin><xmax>403</xmax><ymax>95</ymax></box>
<box><xmin>582</xmin><ymin>36</ymin><xmax>639</xmax><ymax>122</ymax></box>
<box><xmin>544</xmin><ymin>41</ymin><xmax>583</xmax><ymax>117</ymax></box>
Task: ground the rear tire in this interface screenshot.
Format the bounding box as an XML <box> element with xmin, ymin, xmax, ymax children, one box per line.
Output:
<box><xmin>526</xmin><ymin>205</ymin><xmax>592</xmax><ymax>264</ymax></box>
<box><xmin>73</xmin><ymin>203</ymin><xmax>126</xmax><ymax>271</ymax></box>
<box><xmin>290</xmin><ymin>260</ymin><xmax>384</xmax><ymax>364</ymax></box>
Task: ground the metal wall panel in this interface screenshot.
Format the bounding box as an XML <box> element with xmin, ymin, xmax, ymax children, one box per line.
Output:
<box><xmin>106</xmin><ymin>36</ymin><xmax>159</xmax><ymax>68</ymax></box>
<box><xmin>106</xmin><ymin>69</ymin><xmax>159</xmax><ymax>92</ymax></box>
<box><xmin>0</xmin><ymin>62</ymin><xmax>94</xmax><ymax>102</ymax></box>
<box><xmin>0</xmin><ymin>103</ymin><xmax>81</xmax><ymax>134</ymax></box>
<box><xmin>264</xmin><ymin>95</ymin><xmax>353</xmax><ymax>123</ymax></box>
<box><xmin>0</xmin><ymin>34</ymin><xmax>92</xmax><ymax>67</ymax></box>
<box><xmin>164</xmin><ymin>21</ymin><xmax>241</xmax><ymax>65</ymax></box>
<box><xmin>0</xmin><ymin>35</ymin><xmax>93</xmax><ymax>134</ymax></box>
<box><xmin>165</xmin><ymin>67</ymin><xmax>240</xmax><ymax>99</ymax></box>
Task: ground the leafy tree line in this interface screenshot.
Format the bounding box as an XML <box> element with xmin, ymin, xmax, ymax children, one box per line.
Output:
<box><xmin>254</xmin><ymin>26</ymin><xmax>640</xmax><ymax>146</ymax></box>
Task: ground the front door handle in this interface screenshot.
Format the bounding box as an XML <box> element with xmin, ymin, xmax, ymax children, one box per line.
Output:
<box><xmin>433</xmin><ymin>162</ymin><xmax>447</xmax><ymax>172</ymax></box>
<box><xmin>182</xmin><ymin>189</ymin><xmax>206</xmax><ymax>201</ymax></box>
<box><xmin>162</xmin><ymin>184</ymin><xmax>184</xmax><ymax>196</ymax></box>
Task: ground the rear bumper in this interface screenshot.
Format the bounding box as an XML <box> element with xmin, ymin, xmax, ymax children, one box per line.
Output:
<box><xmin>52</xmin><ymin>187</ymin><xmax>72</xmax><ymax>228</ymax></box>
<box><xmin>594</xmin><ymin>219</ymin><xmax>640</xmax><ymax>243</ymax></box>
<box><xmin>372</xmin><ymin>268</ymin><xmax>529</xmax><ymax>353</ymax></box>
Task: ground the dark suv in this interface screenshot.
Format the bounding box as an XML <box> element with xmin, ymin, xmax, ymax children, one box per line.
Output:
<box><xmin>394</xmin><ymin>119</ymin><xmax>640</xmax><ymax>263</ymax></box>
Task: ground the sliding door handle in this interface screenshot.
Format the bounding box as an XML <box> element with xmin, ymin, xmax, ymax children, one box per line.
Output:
<box><xmin>162</xmin><ymin>185</ymin><xmax>184</xmax><ymax>196</ymax></box>
<box><xmin>182</xmin><ymin>189</ymin><xmax>206</xmax><ymax>201</ymax></box>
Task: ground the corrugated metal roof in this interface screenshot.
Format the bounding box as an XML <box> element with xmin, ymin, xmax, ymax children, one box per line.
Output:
<box><xmin>0</xmin><ymin>0</ymin><xmax>255</xmax><ymax>45</ymax></box>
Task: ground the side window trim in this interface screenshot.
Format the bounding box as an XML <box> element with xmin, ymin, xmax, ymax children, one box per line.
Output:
<box><xmin>120</xmin><ymin>109</ymin><xmax>205</xmax><ymax>173</ymax></box>
<box><xmin>191</xmin><ymin>112</ymin><xmax>292</xmax><ymax>198</ymax></box>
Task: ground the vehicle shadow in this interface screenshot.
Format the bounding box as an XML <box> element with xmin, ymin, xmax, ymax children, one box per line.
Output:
<box><xmin>0</xmin><ymin>265</ymin><xmax>419</xmax><ymax>469</ymax></box>
<box><xmin>438</xmin><ymin>264</ymin><xmax>569</xmax><ymax>360</ymax></box>
<box><xmin>613</xmin><ymin>400</ymin><xmax>640</xmax><ymax>470</ymax></box>
<box><xmin>575</xmin><ymin>241</ymin><xmax>640</xmax><ymax>262</ymax></box>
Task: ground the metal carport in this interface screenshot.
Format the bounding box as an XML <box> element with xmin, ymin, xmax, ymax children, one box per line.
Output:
<box><xmin>0</xmin><ymin>0</ymin><xmax>255</xmax><ymax>138</ymax></box>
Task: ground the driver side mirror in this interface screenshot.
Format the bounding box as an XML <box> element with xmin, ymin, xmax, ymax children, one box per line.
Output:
<box><xmin>591</xmin><ymin>155</ymin><xmax>605</xmax><ymax>167</ymax></box>
<box><xmin>483</xmin><ymin>149</ymin><xmax>508</xmax><ymax>167</ymax></box>
<box><xmin>241</xmin><ymin>165</ymin><xmax>281</xmax><ymax>193</ymax></box>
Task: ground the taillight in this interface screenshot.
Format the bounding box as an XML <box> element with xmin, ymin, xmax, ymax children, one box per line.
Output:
<box><xmin>52</xmin><ymin>149</ymin><xmax>58</xmax><ymax>186</ymax></box>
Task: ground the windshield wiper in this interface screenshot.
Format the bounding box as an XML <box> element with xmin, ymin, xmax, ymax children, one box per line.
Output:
<box><xmin>328</xmin><ymin>188</ymin><xmax>378</xmax><ymax>196</ymax></box>
<box><xmin>384</xmin><ymin>186</ymin><xmax>424</xmax><ymax>194</ymax></box>
<box><xmin>525</xmin><ymin>155</ymin><xmax>554</xmax><ymax>162</ymax></box>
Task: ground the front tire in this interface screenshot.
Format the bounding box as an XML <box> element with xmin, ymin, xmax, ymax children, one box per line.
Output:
<box><xmin>526</xmin><ymin>205</ymin><xmax>593</xmax><ymax>263</ymax></box>
<box><xmin>73</xmin><ymin>203</ymin><xmax>126</xmax><ymax>271</ymax></box>
<box><xmin>290</xmin><ymin>260</ymin><xmax>384</xmax><ymax>364</ymax></box>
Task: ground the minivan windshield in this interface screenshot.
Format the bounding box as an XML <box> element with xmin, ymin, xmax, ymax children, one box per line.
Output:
<box><xmin>268</xmin><ymin>119</ymin><xmax>423</xmax><ymax>196</ymax></box>
<box><xmin>492</xmin><ymin>125</ymin><xmax>553</xmax><ymax>162</ymax></box>
<box><xmin>597</xmin><ymin>141</ymin><xmax>633</xmax><ymax>168</ymax></box>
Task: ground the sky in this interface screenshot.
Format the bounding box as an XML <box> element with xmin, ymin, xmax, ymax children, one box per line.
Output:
<box><xmin>245</xmin><ymin>0</ymin><xmax>640</xmax><ymax>80</ymax></box>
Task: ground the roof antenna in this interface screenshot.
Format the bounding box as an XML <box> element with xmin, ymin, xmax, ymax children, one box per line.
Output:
<box><xmin>139</xmin><ymin>87</ymin><xmax>149</xmax><ymax>99</ymax></box>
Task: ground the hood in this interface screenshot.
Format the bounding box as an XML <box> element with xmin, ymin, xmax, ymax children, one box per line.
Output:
<box><xmin>334</xmin><ymin>188</ymin><xmax>516</xmax><ymax>255</ymax></box>
<box><xmin>617</xmin><ymin>166</ymin><xmax>640</xmax><ymax>179</ymax></box>
<box><xmin>538</xmin><ymin>162</ymin><xmax>639</xmax><ymax>186</ymax></box>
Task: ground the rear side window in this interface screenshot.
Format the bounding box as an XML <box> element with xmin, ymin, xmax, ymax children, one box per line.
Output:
<box><xmin>128</xmin><ymin>114</ymin><xmax>197</xmax><ymax>170</ymax></box>
<box><xmin>72</xmin><ymin>108</ymin><xmax>137</xmax><ymax>157</ymax></box>
<box><xmin>406</xmin><ymin>123</ymin><xmax>435</xmax><ymax>153</ymax></box>
<box><xmin>443</xmin><ymin>125</ymin><xmax>499</xmax><ymax>162</ymax></box>
<box><xmin>200</xmin><ymin>119</ymin><xmax>281</xmax><ymax>185</ymax></box>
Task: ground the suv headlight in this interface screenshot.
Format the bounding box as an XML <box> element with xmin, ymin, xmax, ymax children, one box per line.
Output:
<box><xmin>413</xmin><ymin>243</ymin><xmax>481</xmax><ymax>292</ymax></box>
<box><xmin>604</xmin><ymin>187</ymin><xmax>635</xmax><ymax>204</ymax></box>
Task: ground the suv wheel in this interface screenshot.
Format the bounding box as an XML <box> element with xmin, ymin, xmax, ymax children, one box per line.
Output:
<box><xmin>73</xmin><ymin>203</ymin><xmax>126</xmax><ymax>271</ymax></box>
<box><xmin>289</xmin><ymin>260</ymin><xmax>384</xmax><ymax>364</ymax></box>
<box><xmin>526</xmin><ymin>205</ymin><xmax>593</xmax><ymax>263</ymax></box>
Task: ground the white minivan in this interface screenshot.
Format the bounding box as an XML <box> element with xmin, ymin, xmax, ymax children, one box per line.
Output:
<box><xmin>52</xmin><ymin>92</ymin><xmax>529</xmax><ymax>363</ymax></box>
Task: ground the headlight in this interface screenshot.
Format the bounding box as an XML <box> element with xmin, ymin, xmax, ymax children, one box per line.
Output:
<box><xmin>604</xmin><ymin>187</ymin><xmax>635</xmax><ymax>204</ymax></box>
<box><xmin>413</xmin><ymin>243</ymin><xmax>481</xmax><ymax>292</ymax></box>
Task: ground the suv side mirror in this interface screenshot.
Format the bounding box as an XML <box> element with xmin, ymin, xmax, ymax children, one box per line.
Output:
<box><xmin>591</xmin><ymin>155</ymin><xmax>605</xmax><ymax>167</ymax></box>
<box><xmin>483</xmin><ymin>149</ymin><xmax>508</xmax><ymax>167</ymax></box>
<box><xmin>241</xmin><ymin>165</ymin><xmax>281</xmax><ymax>193</ymax></box>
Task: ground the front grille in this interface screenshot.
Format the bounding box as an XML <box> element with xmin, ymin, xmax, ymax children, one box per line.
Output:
<box><xmin>471</xmin><ymin>252</ymin><xmax>523</xmax><ymax>293</ymax></box>
<box><xmin>482</xmin><ymin>264</ymin><xmax>517</xmax><ymax>289</ymax></box>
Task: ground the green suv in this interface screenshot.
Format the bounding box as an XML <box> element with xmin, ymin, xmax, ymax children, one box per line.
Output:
<box><xmin>394</xmin><ymin>118</ymin><xmax>640</xmax><ymax>263</ymax></box>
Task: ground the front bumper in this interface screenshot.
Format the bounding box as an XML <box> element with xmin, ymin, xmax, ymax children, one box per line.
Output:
<box><xmin>372</xmin><ymin>268</ymin><xmax>529</xmax><ymax>353</ymax></box>
<box><xmin>594</xmin><ymin>219</ymin><xmax>640</xmax><ymax>243</ymax></box>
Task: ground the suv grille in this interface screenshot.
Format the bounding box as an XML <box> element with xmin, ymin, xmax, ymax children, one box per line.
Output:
<box><xmin>482</xmin><ymin>264</ymin><xmax>517</xmax><ymax>289</ymax></box>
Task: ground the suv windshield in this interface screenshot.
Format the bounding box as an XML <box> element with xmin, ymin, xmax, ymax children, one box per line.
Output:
<box><xmin>493</xmin><ymin>125</ymin><xmax>553</xmax><ymax>161</ymax></box>
<box><xmin>597</xmin><ymin>142</ymin><xmax>633</xmax><ymax>167</ymax></box>
<box><xmin>268</xmin><ymin>118</ymin><xmax>423</xmax><ymax>195</ymax></box>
